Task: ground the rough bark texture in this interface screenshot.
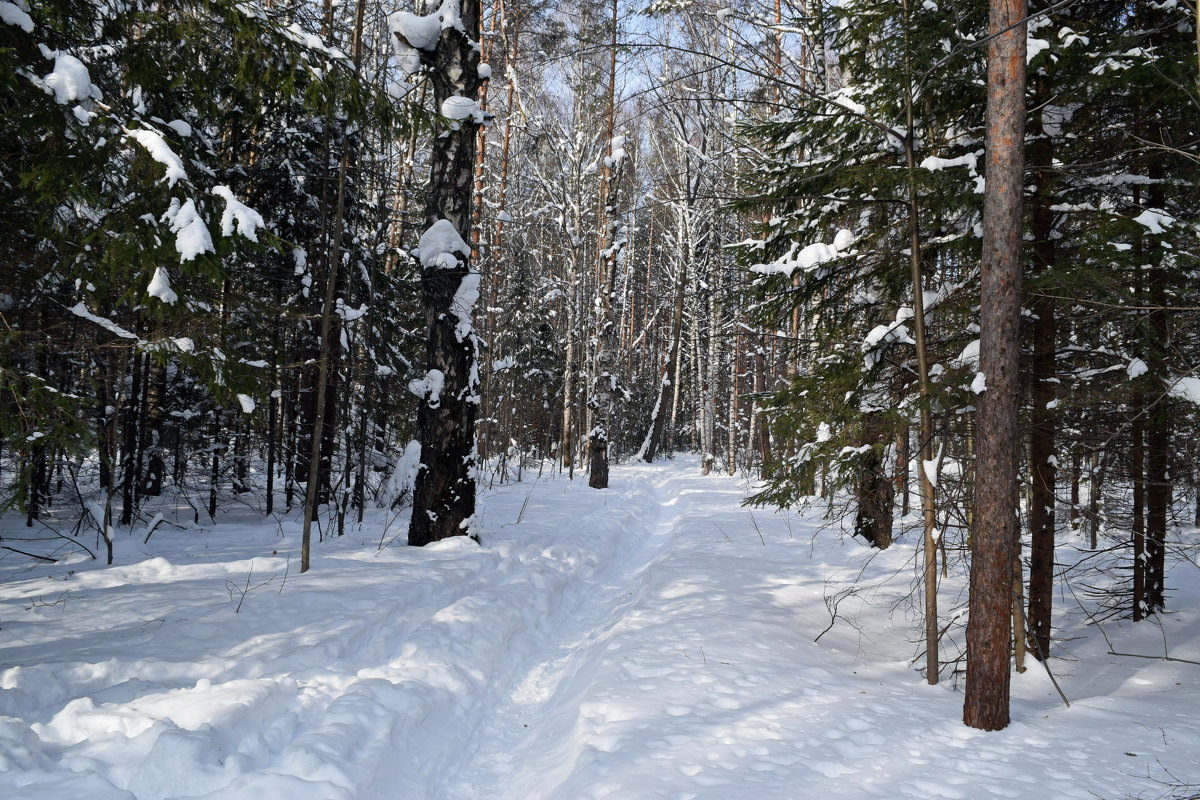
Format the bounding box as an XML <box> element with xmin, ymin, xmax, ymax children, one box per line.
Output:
<box><xmin>1144</xmin><ymin>167</ymin><xmax>1169</xmax><ymax>612</ymax></box>
<box><xmin>587</xmin><ymin>0</ymin><xmax>622</xmax><ymax>490</ymax></box>
<box><xmin>853</xmin><ymin>414</ymin><xmax>894</xmax><ymax>549</ymax></box>
<box><xmin>1131</xmin><ymin>397</ymin><xmax>1146</xmax><ymax>619</ymax></box>
<box><xmin>406</xmin><ymin>0</ymin><xmax>483</xmax><ymax>547</ymax></box>
<box><xmin>964</xmin><ymin>0</ymin><xmax>1025</xmax><ymax>732</ymax></box>
<box><xmin>1026</xmin><ymin>85</ymin><xmax>1057</xmax><ymax>660</ymax></box>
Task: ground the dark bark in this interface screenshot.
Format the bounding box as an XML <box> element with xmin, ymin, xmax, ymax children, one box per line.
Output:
<box><xmin>120</xmin><ymin>350</ymin><xmax>142</xmax><ymax>526</ymax></box>
<box><xmin>1026</xmin><ymin>84</ymin><xmax>1057</xmax><ymax>660</ymax></box>
<box><xmin>208</xmin><ymin>408</ymin><xmax>222</xmax><ymax>520</ymax></box>
<box><xmin>1132</xmin><ymin>399</ymin><xmax>1146</xmax><ymax>620</ymax></box>
<box><xmin>95</xmin><ymin>357</ymin><xmax>111</xmax><ymax>491</ymax></box>
<box><xmin>1144</xmin><ymin>161</ymin><xmax>1169</xmax><ymax>612</ymax></box>
<box><xmin>754</xmin><ymin>339</ymin><xmax>772</xmax><ymax>471</ymax></box>
<box><xmin>965</xmin><ymin>0</ymin><xmax>1026</xmax><ymax>732</ymax></box>
<box><xmin>587</xmin><ymin>0</ymin><xmax>623</xmax><ymax>491</ymax></box>
<box><xmin>284</xmin><ymin>362</ymin><xmax>297</xmax><ymax>510</ymax></box>
<box><xmin>1145</xmin><ymin>300</ymin><xmax>1169</xmax><ymax>612</ymax></box>
<box><xmin>853</xmin><ymin>414</ymin><xmax>894</xmax><ymax>549</ymax></box>
<box><xmin>588</xmin><ymin>434</ymin><xmax>610</xmax><ymax>489</ymax></box>
<box><xmin>266</xmin><ymin>370</ymin><xmax>279</xmax><ymax>516</ymax></box>
<box><xmin>131</xmin><ymin>351</ymin><xmax>152</xmax><ymax>502</ymax></box>
<box><xmin>25</xmin><ymin>443</ymin><xmax>45</xmax><ymax>527</ymax></box>
<box><xmin>896</xmin><ymin>428</ymin><xmax>910</xmax><ymax>517</ymax></box>
<box><xmin>1069</xmin><ymin>448</ymin><xmax>1081</xmax><ymax>530</ymax></box>
<box><xmin>1087</xmin><ymin>451</ymin><xmax>1103</xmax><ymax>548</ymax></box>
<box><xmin>140</xmin><ymin>363</ymin><xmax>167</xmax><ymax>498</ymax></box>
<box><xmin>405</xmin><ymin>0</ymin><xmax>483</xmax><ymax>546</ymax></box>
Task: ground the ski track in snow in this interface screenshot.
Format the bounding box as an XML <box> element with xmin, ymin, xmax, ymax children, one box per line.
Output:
<box><xmin>438</xmin><ymin>472</ymin><xmax>681</xmax><ymax>799</ymax></box>
<box><xmin>1</xmin><ymin>459</ymin><xmax>1199</xmax><ymax>799</ymax></box>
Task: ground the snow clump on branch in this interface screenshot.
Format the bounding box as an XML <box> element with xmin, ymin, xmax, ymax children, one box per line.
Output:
<box><xmin>212</xmin><ymin>186</ymin><xmax>266</xmax><ymax>241</ymax></box>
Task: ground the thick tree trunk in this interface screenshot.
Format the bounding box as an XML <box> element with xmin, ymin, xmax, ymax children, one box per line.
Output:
<box><xmin>405</xmin><ymin>0</ymin><xmax>483</xmax><ymax>546</ymax></box>
<box><xmin>588</xmin><ymin>0</ymin><xmax>623</xmax><ymax>490</ymax></box>
<box><xmin>964</xmin><ymin>0</ymin><xmax>1026</xmax><ymax>732</ymax></box>
<box><xmin>140</xmin><ymin>363</ymin><xmax>167</xmax><ymax>498</ymax></box>
<box><xmin>1144</xmin><ymin>164</ymin><xmax>1170</xmax><ymax>612</ymax></box>
<box><xmin>853</xmin><ymin>414</ymin><xmax>894</xmax><ymax>549</ymax></box>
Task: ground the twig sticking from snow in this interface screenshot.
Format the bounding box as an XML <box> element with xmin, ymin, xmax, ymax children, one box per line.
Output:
<box><xmin>748</xmin><ymin>511</ymin><xmax>766</xmax><ymax>545</ymax></box>
<box><xmin>226</xmin><ymin>563</ymin><xmax>278</xmax><ymax>613</ymax></box>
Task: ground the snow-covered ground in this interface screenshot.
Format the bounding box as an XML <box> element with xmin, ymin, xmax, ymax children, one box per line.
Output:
<box><xmin>2</xmin><ymin>459</ymin><xmax>1198</xmax><ymax>799</ymax></box>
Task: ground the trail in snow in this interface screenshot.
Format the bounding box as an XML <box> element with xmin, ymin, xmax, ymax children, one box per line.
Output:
<box><xmin>1</xmin><ymin>459</ymin><xmax>1199</xmax><ymax>800</ymax></box>
<box><xmin>438</xmin><ymin>469</ymin><xmax>684</xmax><ymax>799</ymax></box>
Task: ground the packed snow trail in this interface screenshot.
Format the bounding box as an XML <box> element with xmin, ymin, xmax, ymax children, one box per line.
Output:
<box><xmin>1</xmin><ymin>459</ymin><xmax>1199</xmax><ymax>799</ymax></box>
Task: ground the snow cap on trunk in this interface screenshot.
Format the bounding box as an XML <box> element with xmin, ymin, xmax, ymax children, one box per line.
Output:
<box><xmin>441</xmin><ymin>95</ymin><xmax>486</xmax><ymax>124</ymax></box>
<box><xmin>416</xmin><ymin>219</ymin><xmax>471</xmax><ymax>269</ymax></box>
<box><xmin>389</xmin><ymin>0</ymin><xmax>464</xmax><ymax>74</ymax></box>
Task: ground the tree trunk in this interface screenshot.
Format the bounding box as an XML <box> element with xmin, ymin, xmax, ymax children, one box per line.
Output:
<box><xmin>964</xmin><ymin>0</ymin><xmax>1026</xmax><ymax>732</ymax></box>
<box><xmin>1131</xmin><ymin>397</ymin><xmax>1146</xmax><ymax>620</ymax></box>
<box><xmin>141</xmin><ymin>363</ymin><xmax>167</xmax><ymax>498</ymax></box>
<box><xmin>643</xmin><ymin>262</ymin><xmax>686</xmax><ymax>463</ymax></box>
<box><xmin>404</xmin><ymin>0</ymin><xmax>483</xmax><ymax>546</ymax></box>
<box><xmin>1026</xmin><ymin>74</ymin><xmax>1057</xmax><ymax>659</ymax></box>
<box><xmin>588</xmin><ymin>0</ymin><xmax>623</xmax><ymax>490</ymax></box>
<box><xmin>853</xmin><ymin>414</ymin><xmax>894</xmax><ymax>549</ymax></box>
<box><xmin>1144</xmin><ymin>159</ymin><xmax>1170</xmax><ymax>612</ymax></box>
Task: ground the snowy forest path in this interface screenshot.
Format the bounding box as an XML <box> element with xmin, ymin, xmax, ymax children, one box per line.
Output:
<box><xmin>432</xmin><ymin>462</ymin><xmax>695</xmax><ymax>799</ymax></box>
<box><xmin>3</xmin><ymin>460</ymin><xmax>1199</xmax><ymax>800</ymax></box>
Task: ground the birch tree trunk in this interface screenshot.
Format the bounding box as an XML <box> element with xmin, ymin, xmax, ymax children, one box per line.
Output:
<box><xmin>401</xmin><ymin>0</ymin><xmax>484</xmax><ymax>546</ymax></box>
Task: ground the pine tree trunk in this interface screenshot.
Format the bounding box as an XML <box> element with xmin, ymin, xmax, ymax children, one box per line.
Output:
<box><xmin>1132</xmin><ymin>398</ymin><xmax>1146</xmax><ymax>620</ymax></box>
<box><xmin>120</xmin><ymin>349</ymin><xmax>142</xmax><ymax>526</ymax></box>
<box><xmin>964</xmin><ymin>0</ymin><xmax>1026</xmax><ymax>732</ymax></box>
<box><xmin>1144</xmin><ymin>161</ymin><xmax>1170</xmax><ymax>612</ymax></box>
<box><xmin>208</xmin><ymin>408</ymin><xmax>221</xmax><ymax>520</ymax></box>
<box><xmin>1026</xmin><ymin>82</ymin><xmax>1057</xmax><ymax>659</ymax></box>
